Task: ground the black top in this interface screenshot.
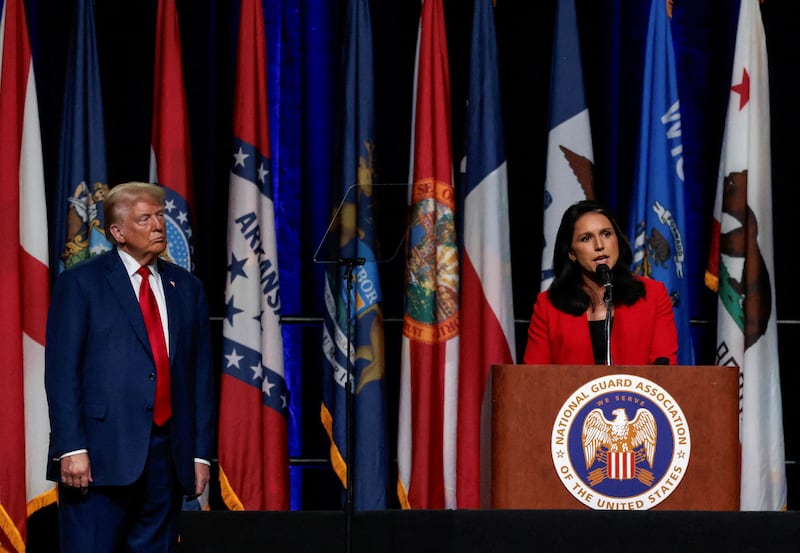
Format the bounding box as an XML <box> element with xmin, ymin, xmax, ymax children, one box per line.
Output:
<box><xmin>589</xmin><ymin>318</ymin><xmax>613</xmax><ymax>365</ymax></box>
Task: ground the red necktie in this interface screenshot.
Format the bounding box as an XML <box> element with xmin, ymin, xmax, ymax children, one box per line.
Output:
<box><xmin>137</xmin><ymin>265</ymin><xmax>171</xmax><ymax>426</ymax></box>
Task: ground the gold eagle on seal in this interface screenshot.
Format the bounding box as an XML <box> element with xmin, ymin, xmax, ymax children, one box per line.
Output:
<box><xmin>582</xmin><ymin>408</ymin><xmax>657</xmax><ymax>486</ymax></box>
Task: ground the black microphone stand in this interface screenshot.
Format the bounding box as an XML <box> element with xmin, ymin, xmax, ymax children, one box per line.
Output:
<box><xmin>340</xmin><ymin>255</ymin><xmax>364</xmax><ymax>553</ymax></box>
<box><xmin>603</xmin><ymin>284</ymin><xmax>613</xmax><ymax>366</ymax></box>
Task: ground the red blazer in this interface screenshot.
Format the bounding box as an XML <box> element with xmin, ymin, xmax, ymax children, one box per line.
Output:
<box><xmin>522</xmin><ymin>276</ymin><xmax>678</xmax><ymax>365</ymax></box>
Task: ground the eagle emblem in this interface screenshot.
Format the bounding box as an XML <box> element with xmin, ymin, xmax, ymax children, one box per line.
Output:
<box><xmin>582</xmin><ymin>407</ymin><xmax>657</xmax><ymax>486</ymax></box>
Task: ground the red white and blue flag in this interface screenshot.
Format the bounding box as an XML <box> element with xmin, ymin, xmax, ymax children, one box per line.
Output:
<box><xmin>218</xmin><ymin>0</ymin><xmax>289</xmax><ymax>511</ymax></box>
<box><xmin>456</xmin><ymin>0</ymin><xmax>516</xmax><ymax>509</ymax></box>
<box><xmin>0</xmin><ymin>0</ymin><xmax>52</xmax><ymax>549</ymax></box>
<box><xmin>398</xmin><ymin>0</ymin><xmax>459</xmax><ymax>509</ymax></box>
<box><xmin>540</xmin><ymin>0</ymin><xmax>594</xmax><ymax>291</ymax></box>
<box><xmin>149</xmin><ymin>0</ymin><xmax>195</xmax><ymax>273</ymax></box>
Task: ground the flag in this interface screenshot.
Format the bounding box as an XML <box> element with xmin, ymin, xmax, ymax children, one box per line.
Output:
<box><xmin>320</xmin><ymin>0</ymin><xmax>388</xmax><ymax>510</ymax></box>
<box><xmin>540</xmin><ymin>0</ymin><xmax>594</xmax><ymax>291</ymax></box>
<box><xmin>218</xmin><ymin>0</ymin><xmax>289</xmax><ymax>511</ymax></box>
<box><xmin>0</xmin><ymin>0</ymin><xmax>52</xmax><ymax>550</ymax></box>
<box><xmin>53</xmin><ymin>0</ymin><xmax>111</xmax><ymax>274</ymax></box>
<box><xmin>705</xmin><ymin>0</ymin><xmax>786</xmax><ymax>511</ymax></box>
<box><xmin>149</xmin><ymin>0</ymin><xmax>203</xmax><ymax>511</ymax></box>
<box><xmin>455</xmin><ymin>0</ymin><xmax>516</xmax><ymax>509</ymax></box>
<box><xmin>398</xmin><ymin>0</ymin><xmax>458</xmax><ymax>510</ymax></box>
<box><xmin>149</xmin><ymin>0</ymin><xmax>195</xmax><ymax>274</ymax></box>
<box><xmin>628</xmin><ymin>0</ymin><xmax>695</xmax><ymax>365</ymax></box>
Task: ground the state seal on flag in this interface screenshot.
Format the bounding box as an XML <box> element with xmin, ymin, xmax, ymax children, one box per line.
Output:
<box><xmin>162</xmin><ymin>187</ymin><xmax>194</xmax><ymax>272</ymax></box>
<box><xmin>550</xmin><ymin>374</ymin><xmax>690</xmax><ymax>510</ymax></box>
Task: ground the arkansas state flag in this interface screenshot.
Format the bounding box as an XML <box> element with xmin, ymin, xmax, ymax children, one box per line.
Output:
<box><xmin>398</xmin><ymin>0</ymin><xmax>459</xmax><ymax>510</ymax></box>
<box><xmin>218</xmin><ymin>0</ymin><xmax>289</xmax><ymax>511</ymax></box>
<box><xmin>705</xmin><ymin>0</ymin><xmax>786</xmax><ymax>511</ymax></box>
<box><xmin>456</xmin><ymin>0</ymin><xmax>515</xmax><ymax>509</ymax></box>
<box><xmin>0</xmin><ymin>0</ymin><xmax>52</xmax><ymax>550</ymax></box>
<box><xmin>149</xmin><ymin>0</ymin><xmax>195</xmax><ymax>273</ymax></box>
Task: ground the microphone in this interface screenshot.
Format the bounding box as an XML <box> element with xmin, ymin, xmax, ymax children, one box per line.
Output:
<box><xmin>596</xmin><ymin>263</ymin><xmax>613</xmax><ymax>288</ymax></box>
<box><xmin>596</xmin><ymin>263</ymin><xmax>614</xmax><ymax>365</ymax></box>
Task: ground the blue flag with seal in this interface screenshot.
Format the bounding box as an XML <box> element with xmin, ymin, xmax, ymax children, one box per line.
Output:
<box><xmin>628</xmin><ymin>0</ymin><xmax>695</xmax><ymax>365</ymax></box>
<box><xmin>320</xmin><ymin>0</ymin><xmax>388</xmax><ymax>511</ymax></box>
<box><xmin>53</xmin><ymin>0</ymin><xmax>110</xmax><ymax>275</ymax></box>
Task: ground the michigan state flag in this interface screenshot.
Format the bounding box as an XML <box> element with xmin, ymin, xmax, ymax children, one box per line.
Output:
<box><xmin>320</xmin><ymin>0</ymin><xmax>388</xmax><ymax>511</ymax></box>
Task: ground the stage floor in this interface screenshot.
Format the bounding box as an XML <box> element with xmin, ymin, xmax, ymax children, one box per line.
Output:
<box><xmin>178</xmin><ymin>509</ymin><xmax>800</xmax><ymax>553</ymax></box>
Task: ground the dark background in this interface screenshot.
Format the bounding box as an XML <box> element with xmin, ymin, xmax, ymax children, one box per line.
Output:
<box><xmin>19</xmin><ymin>0</ymin><xmax>799</xmax><ymax>546</ymax></box>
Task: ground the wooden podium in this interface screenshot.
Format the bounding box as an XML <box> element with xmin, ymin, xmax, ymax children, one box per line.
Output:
<box><xmin>482</xmin><ymin>364</ymin><xmax>740</xmax><ymax>510</ymax></box>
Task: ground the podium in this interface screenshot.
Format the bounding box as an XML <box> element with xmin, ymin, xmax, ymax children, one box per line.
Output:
<box><xmin>483</xmin><ymin>364</ymin><xmax>740</xmax><ymax>510</ymax></box>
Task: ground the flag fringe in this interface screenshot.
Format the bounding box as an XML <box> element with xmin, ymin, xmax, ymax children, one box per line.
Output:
<box><xmin>320</xmin><ymin>403</ymin><xmax>348</xmax><ymax>490</ymax></box>
<box><xmin>217</xmin><ymin>466</ymin><xmax>245</xmax><ymax>511</ymax></box>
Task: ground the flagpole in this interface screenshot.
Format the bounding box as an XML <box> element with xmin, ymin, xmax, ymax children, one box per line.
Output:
<box><xmin>340</xmin><ymin>255</ymin><xmax>364</xmax><ymax>553</ymax></box>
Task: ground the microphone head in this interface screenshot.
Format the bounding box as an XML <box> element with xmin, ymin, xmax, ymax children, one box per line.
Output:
<box><xmin>596</xmin><ymin>263</ymin><xmax>613</xmax><ymax>288</ymax></box>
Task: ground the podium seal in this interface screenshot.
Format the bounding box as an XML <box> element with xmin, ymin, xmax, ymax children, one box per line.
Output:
<box><xmin>551</xmin><ymin>373</ymin><xmax>691</xmax><ymax>510</ymax></box>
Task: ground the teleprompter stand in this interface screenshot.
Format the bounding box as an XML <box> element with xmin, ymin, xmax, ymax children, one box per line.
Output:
<box><xmin>313</xmin><ymin>183</ymin><xmax>408</xmax><ymax>553</ymax></box>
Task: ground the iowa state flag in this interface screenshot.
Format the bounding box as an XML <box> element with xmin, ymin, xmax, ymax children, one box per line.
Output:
<box><xmin>0</xmin><ymin>0</ymin><xmax>52</xmax><ymax>550</ymax></box>
<box><xmin>540</xmin><ymin>0</ymin><xmax>594</xmax><ymax>291</ymax></box>
<box><xmin>320</xmin><ymin>0</ymin><xmax>388</xmax><ymax>511</ymax></box>
<box><xmin>53</xmin><ymin>0</ymin><xmax>111</xmax><ymax>274</ymax></box>
<box><xmin>218</xmin><ymin>0</ymin><xmax>289</xmax><ymax>511</ymax></box>
<box><xmin>149</xmin><ymin>0</ymin><xmax>195</xmax><ymax>273</ymax></box>
<box><xmin>705</xmin><ymin>0</ymin><xmax>786</xmax><ymax>511</ymax></box>
<box><xmin>627</xmin><ymin>0</ymin><xmax>695</xmax><ymax>365</ymax></box>
<box><xmin>398</xmin><ymin>0</ymin><xmax>459</xmax><ymax>510</ymax></box>
<box><xmin>456</xmin><ymin>0</ymin><xmax>515</xmax><ymax>509</ymax></box>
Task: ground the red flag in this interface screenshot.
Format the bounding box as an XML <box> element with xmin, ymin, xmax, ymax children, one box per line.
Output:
<box><xmin>0</xmin><ymin>0</ymin><xmax>53</xmax><ymax>550</ymax></box>
<box><xmin>218</xmin><ymin>0</ymin><xmax>289</xmax><ymax>511</ymax></box>
<box><xmin>398</xmin><ymin>0</ymin><xmax>459</xmax><ymax>509</ymax></box>
<box><xmin>456</xmin><ymin>0</ymin><xmax>516</xmax><ymax>508</ymax></box>
<box><xmin>150</xmin><ymin>0</ymin><xmax>195</xmax><ymax>272</ymax></box>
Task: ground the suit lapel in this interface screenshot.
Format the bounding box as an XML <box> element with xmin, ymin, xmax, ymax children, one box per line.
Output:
<box><xmin>103</xmin><ymin>251</ymin><xmax>152</xmax><ymax>351</ymax></box>
<box><xmin>158</xmin><ymin>260</ymin><xmax>182</xmax><ymax>364</ymax></box>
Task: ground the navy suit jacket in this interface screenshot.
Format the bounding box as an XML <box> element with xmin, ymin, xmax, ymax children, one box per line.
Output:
<box><xmin>45</xmin><ymin>250</ymin><xmax>214</xmax><ymax>494</ymax></box>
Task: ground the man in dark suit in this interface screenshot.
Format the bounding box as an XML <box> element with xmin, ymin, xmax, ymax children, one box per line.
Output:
<box><xmin>45</xmin><ymin>182</ymin><xmax>215</xmax><ymax>553</ymax></box>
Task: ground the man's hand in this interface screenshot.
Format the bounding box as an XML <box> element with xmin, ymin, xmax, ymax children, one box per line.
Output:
<box><xmin>60</xmin><ymin>453</ymin><xmax>92</xmax><ymax>494</ymax></box>
<box><xmin>191</xmin><ymin>462</ymin><xmax>211</xmax><ymax>499</ymax></box>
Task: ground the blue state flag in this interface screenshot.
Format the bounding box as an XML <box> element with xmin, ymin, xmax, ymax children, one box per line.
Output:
<box><xmin>53</xmin><ymin>0</ymin><xmax>110</xmax><ymax>275</ymax></box>
<box><xmin>628</xmin><ymin>0</ymin><xmax>695</xmax><ymax>365</ymax></box>
<box><xmin>320</xmin><ymin>0</ymin><xmax>388</xmax><ymax>510</ymax></box>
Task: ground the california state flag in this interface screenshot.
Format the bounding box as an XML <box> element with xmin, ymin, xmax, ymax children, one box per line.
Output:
<box><xmin>705</xmin><ymin>0</ymin><xmax>786</xmax><ymax>511</ymax></box>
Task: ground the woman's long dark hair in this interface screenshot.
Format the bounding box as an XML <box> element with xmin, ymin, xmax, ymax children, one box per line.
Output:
<box><xmin>548</xmin><ymin>200</ymin><xmax>645</xmax><ymax>315</ymax></box>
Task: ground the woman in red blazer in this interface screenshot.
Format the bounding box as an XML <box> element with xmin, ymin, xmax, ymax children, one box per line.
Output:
<box><xmin>523</xmin><ymin>200</ymin><xmax>678</xmax><ymax>365</ymax></box>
